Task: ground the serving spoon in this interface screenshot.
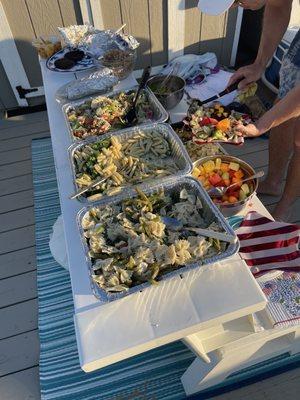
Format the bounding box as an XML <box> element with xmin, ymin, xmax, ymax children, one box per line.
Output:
<box><xmin>207</xmin><ymin>170</ymin><xmax>264</xmax><ymax>198</ymax></box>
<box><xmin>69</xmin><ymin>176</ymin><xmax>106</xmax><ymax>200</ymax></box>
<box><xmin>161</xmin><ymin>217</ymin><xmax>237</xmax><ymax>244</ymax></box>
<box><xmin>123</xmin><ymin>65</ymin><xmax>152</xmax><ymax>126</ymax></box>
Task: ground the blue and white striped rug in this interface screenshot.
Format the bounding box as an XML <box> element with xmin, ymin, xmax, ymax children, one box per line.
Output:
<box><xmin>32</xmin><ymin>138</ymin><xmax>300</xmax><ymax>400</ymax></box>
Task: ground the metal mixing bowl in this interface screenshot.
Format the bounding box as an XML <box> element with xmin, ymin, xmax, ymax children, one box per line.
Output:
<box><xmin>146</xmin><ymin>75</ymin><xmax>185</xmax><ymax>110</ymax></box>
<box><xmin>193</xmin><ymin>155</ymin><xmax>258</xmax><ymax>217</ymax></box>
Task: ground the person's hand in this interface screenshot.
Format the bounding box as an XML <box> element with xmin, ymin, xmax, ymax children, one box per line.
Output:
<box><xmin>231</xmin><ymin>0</ymin><xmax>266</xmax><ymax>10</ymax></box>
<box><xmin>234</xmin><ymin>122</ymin><xmax>261</xmax><ymax>137</ymax></box>
<box><xmin>228</xmin><ymin>62</ymin><xmax>264</xmax><ymax>90</ymax></box>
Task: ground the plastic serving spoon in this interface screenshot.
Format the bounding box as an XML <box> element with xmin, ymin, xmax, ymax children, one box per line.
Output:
<box><xmin>207</xmin><ymin>170</ymin><xmax>264</xmax><ymax>198</ymax></box>
<box><xmin>123</xmin><ymin>65</ymin><xmax>152</xmax><ymax>126</ymax></box>
<box><xmin>69</xmin><ymin>176</ymin><xmax>106</xmax><ymax>200</ymax></box>
<box><xmin>161</xmin><ymin>217</ymin><xmax>237</xmax><ymax>244</ymax></box>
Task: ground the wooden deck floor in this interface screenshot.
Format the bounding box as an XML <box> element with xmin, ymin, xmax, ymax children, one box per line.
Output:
<box><xmin>0</xmin><ymin>111</ymin><xmax>299</xmax><ymax>399</ymax></box>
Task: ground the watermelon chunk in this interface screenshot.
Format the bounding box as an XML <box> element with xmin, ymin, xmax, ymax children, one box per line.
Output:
<box><xmin>209</xmin><ymin>173</ymin><xmax>222</xmax><ymax>186</ymax></box>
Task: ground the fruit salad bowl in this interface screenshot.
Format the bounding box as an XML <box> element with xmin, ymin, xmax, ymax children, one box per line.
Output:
<box><xmin>192</xmin><ymin>155</ymin><xmax>258</xmax><ymax>217</ymax></box>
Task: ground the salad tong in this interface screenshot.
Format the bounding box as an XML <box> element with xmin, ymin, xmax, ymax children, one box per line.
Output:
<box><xmin>124</xmin><ymin>65</ymin><xmax>152</xmax><ymax>126</ymax></box>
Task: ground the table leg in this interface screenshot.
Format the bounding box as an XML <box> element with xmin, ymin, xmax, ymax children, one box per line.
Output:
<box><xmin>181</xmin><ymin>328</ymin><xmax>299</xmax><ymax>396</ymax></box>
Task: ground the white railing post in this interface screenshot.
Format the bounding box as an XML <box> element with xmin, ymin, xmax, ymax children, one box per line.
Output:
<box><xmin>79</xmin><ymin>0</ymin><xmax>94</xmax><ymax>25</ymax></box>
<box><xmin>0</xmin><ymin>2</ymin><xmax>30</xmax><ymax>106</ymax></box>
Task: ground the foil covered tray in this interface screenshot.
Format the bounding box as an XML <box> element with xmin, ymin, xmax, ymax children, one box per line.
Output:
<box><xmin>68</xmin><ymin>123</ymin><xmax>193</xmax><ymax>203</ymax></box>
<box><xmin>55</xmin><ymin>68</ymin><xmax>119</xmax><ymax>103</ymax></box>
<box><xmin>77</xmin><ymin>176</ymin><xmax>239</xmax><ymax>302</ymax></box>
<box><xmin>62</xmin><ymin>86</ymin><xmax>169</xmax><ymax>142</ymax></box>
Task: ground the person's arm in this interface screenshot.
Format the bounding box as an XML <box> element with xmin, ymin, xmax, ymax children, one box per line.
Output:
<box><xmin>228</xmin><ymin>0</ymin><xmax>293</xmax><ymax>89</ymax></box>
<box><xmin>235</xmin><ymin>84</ymin><xmax>300</xmax><ymax>137</ymax></box>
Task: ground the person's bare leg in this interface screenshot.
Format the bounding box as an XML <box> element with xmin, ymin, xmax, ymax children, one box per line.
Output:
<box><xmin>258</xmin><ymin>118</ymin><xmax>295</xmax><ymax>196</ymax></box>
<box><xmin>272</xmin><ymin>117</ymin><xmax>300</xmax><ymax>221</ymax></box>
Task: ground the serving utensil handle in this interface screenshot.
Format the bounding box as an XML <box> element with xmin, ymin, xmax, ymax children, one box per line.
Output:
<box><xmin>69</xmin><ymin>177</ymin><xmax>106</xmax><ymax>200</ymax></box>
<box><xmin>133</xmin><ymin>65</ymin><xmax>152</xmax><ymax>106</ymax></box>
<box><xmin>225</xmin><ymin>170</ymin><xmax>265</xmax><ymax>193</ymax></box>
<box><xmin>187</xmin><ymin>227</ymin><xmax>237</xmax><ymax>244</ymax></box>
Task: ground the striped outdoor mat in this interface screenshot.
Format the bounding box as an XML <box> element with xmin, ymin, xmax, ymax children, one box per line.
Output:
<box><xmin>32</xmin><ymin>138</ymin><xmax>300</xmax><ymax>400</ymax></box>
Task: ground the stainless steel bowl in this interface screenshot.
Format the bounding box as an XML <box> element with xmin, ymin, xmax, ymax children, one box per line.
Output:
<box><xmin>193</xmin><ymin>155</ymin><xmax>258</xmax><ymax>217</ymax></box>
<box><xmin>147</xmin><ymin>75</ymin><xmax>185</xmax><ymax>110</ymax></box>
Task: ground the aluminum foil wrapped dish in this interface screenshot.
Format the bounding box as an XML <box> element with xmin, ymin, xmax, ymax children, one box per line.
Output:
<box><xmin>58</xmin><ymin>24</ymin><xmax>97</xmax><ymax>48</ymax></box>
<box><xmin>56</xmin><ymin>68</ymin><xmax>118</xmax><ymax>102</ymax></box>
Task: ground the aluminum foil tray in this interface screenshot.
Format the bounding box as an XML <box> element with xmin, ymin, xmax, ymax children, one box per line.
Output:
<box><xmin>68</xmin><ymin>122</ymin><xmax>193</xmax><ymax>203</ymax></box>
<box><xmin>77</xmin><ymin>176</ymin><xmax>239</xmax><ymax>302</ymax></box>
<box><xmin>62</xmin><ymin>86</ymin><xmax>169</xmax><ymax>142</ymax></box>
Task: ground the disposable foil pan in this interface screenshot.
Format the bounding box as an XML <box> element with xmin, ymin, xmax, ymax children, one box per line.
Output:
<box><xmin>62</xmin><ymin>86</ymin><xmax>169</xmax><ymax>142</ymax></box>
<box><xmin>68</xmin><ymin>122</ymin><xmax>193</xmax><ymax>203</ymax></box>
<box><xmin>77</xmin><ymin>176</ymin><xmax>239</xmax><ymax>302</ymax></box>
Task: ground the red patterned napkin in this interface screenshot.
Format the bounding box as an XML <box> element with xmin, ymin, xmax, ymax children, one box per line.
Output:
<box><xmin>236</xmin><ymin>211</ymin><xmax>300</xmax><ymax>274</ymax></box>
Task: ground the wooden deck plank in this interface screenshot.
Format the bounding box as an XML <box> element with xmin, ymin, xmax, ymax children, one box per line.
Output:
<box><xmin>0</xmin><ymin>207</ymin><xmax>35</xmax><ymax>234</ymax></box>
<box><xmin>239</xmin><ymin>150</ymin><xmax>268</xmax><ymax>169</ymax></box>
<box><xmin>223</xmin><ymin>138</ymin><xmax>269</xmax><ymax>157</ymax></box>
<box><xmin>0</xmin><ymin>366</ymin><xmax>40</xmax><ymax>400</ymax></box>
<box><xmin>0</xmin><ymin>132</ymin><xmax>50</xmax><ymax>152</ymax></box>
<box><xmin>0</xmin><ymin>330</ymin><xmax>39</xmax><ymax>377</ymax></box>
<box><xmin>0</xmin><ymin>225</ymin><xmax>35</xmax><ymax>255</ymax></box>
<box><xmin>0</xmin><ymin>175</ymin><xmax>33</xmax><ymax>197</ymax></box>
<box><xmin>267</xmin><ymin>198</ymin><xmax>300</xmax><ymax>224</ymax></box>
<box><xmin>258</xmin><ymin>193</ymin><xmax>283</xmax><ymax>207</ymax></box>
<box><xmin>0</xmin><ymin>299</ymin><xmax>38</xmax><ymax>340</ymax></box>
<box><xmin>0</xmin><ymin>247</ymin><xmax>36</xmax><ymax>280</ymax></box>
<box><xmin>212</xmin><ymin>368</ymin><xmax>300</xmax><ymax>400</ymax></box>
<box><xmin>0</xmin><ymin>147</ymin><xmax>31</xmax><ymax>165</ymax></box>
<box><xmin>0</xmin><ymin>271</ymin><xmax>37</xmax><ymax>309</ymax></box>
<box><xmin>0</xmin><ymin>120</ymin><xmax>49</xmax><ymax>141</ymax></box>
<box><xmin>0</xmin><ymin>111</ymin><xmax>48</xmax><ymax>129</ymax></box>
<box><xmin>0</xmin><ymin>160</ymin><xmax>32</xmax><ymax>180</ymax></box>
<box><xmin>0</xmin><ymin>190</ymin><xmax>34</xmax><ymax>213</ymax></box>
